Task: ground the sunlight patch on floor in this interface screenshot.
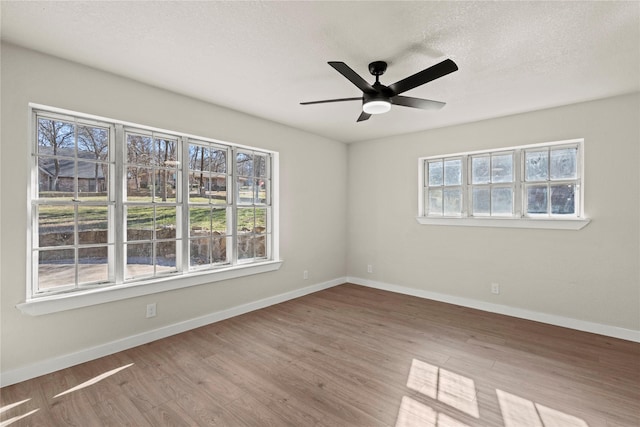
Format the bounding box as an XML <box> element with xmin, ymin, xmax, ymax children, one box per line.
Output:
<box><xmin>0</xmin><ymin>399</ymin><xmax>30</xmax><ymax>415</ymax></box>
<box><xmin>53</xmin><ymin>363</ymin><xmax>134</xmax><ymax>398</ymax></box>
<box><xmin>406</xmin><ymin>359</ymin><xmax>479</xmax><ymax>418</ymax></box>
<box><xmin>497</xmin><ymin>389</ymin><xmax>588</xmax><ymax>427</ymax></box>
<box><xmin>0</xmin><ymin>409</ymin><xmax>40</xmax><ymax>427</ymax></box>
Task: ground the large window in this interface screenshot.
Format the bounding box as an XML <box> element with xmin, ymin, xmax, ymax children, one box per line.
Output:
<box><xmin>29</xmin><ymin>106</ymin><xmax>278</xmax><ymax>300</ymax></box>
<box><xmin>418</xmin><ymin>139</ymin><xmax>586</xmax><ymax>228</ymax></box>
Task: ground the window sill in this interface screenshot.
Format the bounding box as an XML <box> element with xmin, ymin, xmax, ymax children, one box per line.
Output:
<box><xmin>416</xmin><ymin>216</ymin><xmax>590</xmax><ymax>230</ymax></box>
<box><xmin>17</xmin><ymin>260</ymin><xmax>283</xmax><ymax>316</ymax></box>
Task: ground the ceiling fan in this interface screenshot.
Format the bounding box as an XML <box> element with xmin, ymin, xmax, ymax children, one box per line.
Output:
<box><xmin>301</xmin><ymin>59</ymin><xmax>458</xmax><ymax>122</ymax></box>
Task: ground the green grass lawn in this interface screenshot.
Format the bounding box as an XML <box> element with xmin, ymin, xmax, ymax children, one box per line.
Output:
<box><xmin>37</xmin><ymin>195</ymin><xmax>266</xmax><ymax>233</ymax></box>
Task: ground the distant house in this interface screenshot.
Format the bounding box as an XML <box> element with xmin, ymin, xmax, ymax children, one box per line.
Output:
<box><xmin>38</xmin><ymin>148</ymin><xmax>107</xmax><ymax>193</ymax></box>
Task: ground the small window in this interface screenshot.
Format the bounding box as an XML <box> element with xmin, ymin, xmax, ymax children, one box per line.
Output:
<box><xmin>418</xmin><ymin>139</ymin><xmax>584</xmax><ymax>225</ymax></box>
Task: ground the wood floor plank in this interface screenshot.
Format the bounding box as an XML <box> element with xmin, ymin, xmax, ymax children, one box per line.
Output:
<box><xmin>2</xmin><ymin>283</ymin><xmax>639</xmax><ymax>426</ymax></box>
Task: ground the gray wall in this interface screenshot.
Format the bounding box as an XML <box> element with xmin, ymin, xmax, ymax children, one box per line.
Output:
<box><xmin>0</xmin><ymin>43</ymin><xmax>348</xmax><ymax>374</ymax></box>
<box><xmin>347</xmin><ymin>92</ymin><xmax>639</xmax><ymax>331</ymax></box>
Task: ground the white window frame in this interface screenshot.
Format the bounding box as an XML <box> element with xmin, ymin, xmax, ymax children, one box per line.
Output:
<box><xmin>20</xmin><ymin>104</ymin><xmax>281</xmax><ymax>316</ymax></box>
<box><xmin>417</xmin><ymin>138</ymin><xmax>590</xmax><ymax>230</ymax></box>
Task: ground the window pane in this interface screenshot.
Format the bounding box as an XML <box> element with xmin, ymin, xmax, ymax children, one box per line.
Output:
<box><xmin>156</xmin><ymin>207</ymin><xmax>177</xmax><ymax>240</ymax></box>
<box><xmin>428</xmin><ymin>161</ymin><xmax>443</xmax><ymax>186</ymax></box>
<box><xmin>38</xmin><ymin>249</ymin><xmax>75</xmax><ymax>290</ymax></box>
<box><xmin>254</xmin><ymin>154</ymin><xmax>267</xmax><ymax>177</ymax></box>
<box><xmin>126</xmin><ymin>243</ymin><xmax>153</xmax><ymax>279</ymax></box>
<box><xmin>154</xmin><ymin>169</ymin><xmax>177</xmax><ymax>202</ymax></box>
<box><xmin>492</xmin><ymin>154</ymin><xmax>513</xmax><ymax>183</ymax></box>
<box><xmin>212</xmin><ymin>236</ymin><xmax>229</xmax><ymax>264</ymax></box>
<box><xmin>189</xmin><ymin>172</ymin><xmax>211</xmax><ymax>202</ymax></box>
<box><xmin>188</xmin><ymin>144</ymin><xmax>205</xmax><ymax>171</ymax></box>
<box><xmin>550</xmin><ymin>148</ymin><xmax>577</xmax><ymax>180</ymax></box>
<box><xmin>237</xmin><ymin>152</ymin><xmax>253</xmax><ymax>176</ymax></box>
<box><xmin>38</xmin><ymin>205</ymin><xmax>74</xmax><ymax>247</ymax></box>
<box><xmin>78</xmin><ymin>125</ymin><xmax>109</xmax><ymax>162</ymax></box>
<box><xmin>38</xmin><ymin>156</ymin><xmax>75</xmax><ymax>198</ymax></box>
<box><xmin>208</xmin><ymin>148</ymin><xmax>227</xmax><ymax>174</ymax></box>
<box><xmin>237</xmin><ymin>176</ymin><xmax>254</xmax><ymax>204</ymax></box>
<box><xmin>78</xmin><ymin>246</ymin><xmax>108</xmax><ymax>285</ymax></box>
<box><xmin>155</xmin><ymin>138</ymin><xmax>178</xmax><ymax>167</ymax></box>
<box><xmin>444</xmin><ymin>159</ymin><xmax>461</xmax><ymax>186</ymax></box>
<box><xmin>156</xmin><ymin>241</ymin><xmax>177</xmax><ymax>273</ymax></box>
<box><xmin>127</xmin><ymin>134</ymin><xmax>153</xmax><ymax>166</ymax></box>
<box><xmin>255</xmin><ymin>207</ymin><xmax>267</xmax><ymax>233</ymax></box>
<box><xmin>443</xmin><ymin>188</ymin><xmax>462</xmax><ymax>216</ymax></box>
<box><xmin>126</xmin><ymin>206</ymin><xmax>153</xmax><ymax>241</ymax></box>
<box><xmin>238</xmin><ymin>234</ymin><xmax>254</xmax><ymax>260</ymax></box>
<box><xmin>255</xmin><ymin>235</ymin><xmax>267</xmax><ymax>259</ymax></box>
<box><xmin>189</xmin><ymin>207</ymin><xmax>211</xmax><ymax>236</ymax></box>
<box><xmin>472</xmin><ymin>187</ymin><xmax>490</xmax><ymax>216</ymax></box>
<box><xmin>190</xmin><ymin>238</ymin><xmax>210</xmax><ymax>267</ymax></box>
<box><xmin>471</xmin><ymin>156</ymin><xmax>490</xmax><ymax>184</ymax></box>
<box><xmin>127</xmin><ymin>167</ymin><xmax>153</xmax><ymax>201</ymax></box>
<box><xmin>525</xmin><ymin>150</ymin><xmax>548</xmax><ymax>182</ymax></box>
<box><xmin>237</xmin><ymin>207</ymin><xmax>255</xmax><ymax>232</ymax></box>
<box><xmin>551</xmin><ymin>184</ymin><xmax>576</xmax><ymax>214</ymax></box>
<box><xmin>77</xmin><ymin>161</ymin><xmax>108</xmax><ymax>198</ymax></box>
<box><xmin>78</xmin><ymin>206</ymin><xmax>108</xmax><ymax>244</ymax></box>
<box><xmin>427</xmin><ymin>189</ymin><xmax>443</xmax><ymax>215</ymax></box>
<box><xmin>527</xmin><ymin>185</ymin><xmax>548</xmax><ymax>214</ymax></box>
<box><xmin>37</xmin><ymin>118</ymin><xmax>74</xmax><ymax>156</ymax></box>
<box><xmin>256</xmin><ymin>178</ymin><xmax>268</xmax><ymax>204</ymax></box>
<box><xmin>491</xmin><ymin>187</ymin><xmax>513</xmax><ymax>216</ymax></box>
<box><xmin>210</xmin><ymin>174</ymin><xmax>227</xmax><ymax>204</ymax></box>
<box><xmin>211</xmin><ymin>208</ymin><xmax>227</xmax><ymax>234</ymax></box>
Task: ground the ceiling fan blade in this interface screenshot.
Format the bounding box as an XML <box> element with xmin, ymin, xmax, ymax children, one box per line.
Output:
<box><xmin>391</xmin><ymin>95</ymin><xmax>446</xmax><ymax>110</ymax></box>
<box><xmin>328</xmin><ymin>62</ymin><xmax>376</xmax><ymax>94</ymax></box>
<box><xmin>357</xmin><ymin>111</ymin><xmax>371</xmax><ymax>122</ymax></box>
<box><xmin>388</xmin><ymin>59</ymin><xmax>458</xmax><ymax>95</ymax></box>
<box><xmin>300</xmin><ymin>97</ymin><xmax>361</xmax><ymax>105</ymax></box>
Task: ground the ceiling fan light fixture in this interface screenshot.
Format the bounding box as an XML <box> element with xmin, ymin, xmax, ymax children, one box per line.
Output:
<box><xmin>363</xmin><ymin>99</ymin><xmax>391</xmax><ymax>115</ymax></box>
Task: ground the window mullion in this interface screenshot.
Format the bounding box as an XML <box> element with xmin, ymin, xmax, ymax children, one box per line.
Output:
<box><xmin>461</xmin><ymin>155</ymin><xmax>469</xmax><ymax>217</ymax></box>
<box><xmin>180</xmin><ymin>136</ymin><xmax>189</xmax><ymax>273</ymax></box>
<box><xmin>114</xmin><ymin>124</ymin><xmax>125</xmax><ymax>284</ymax></box>
<box><xmin>231</xmin><ymin>147</ymin><xmax>238</xmax><ymax>266</ymax></box>
<box><xmin>514</xmin><ymin>149</ymin><xmax>522</xmax><ymax>217</ymax></box>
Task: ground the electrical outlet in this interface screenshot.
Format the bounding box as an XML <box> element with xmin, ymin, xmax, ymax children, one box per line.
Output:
<box><xmin>146</xmin><ymin>303</ymin><xmax>157</xmax><ymax>318</ymax></box>
<box><xmin>367</xmin><ymin>264</ymin><xmax>373</xmax><ymax>274</ymax></box>
<box><xmin>491</xmin><ymin>283</ymin><xmax>500</xmax><ymax>295</ymax></box>
<box><xmin>303</xmin><ymin>270</ymin><xmax>309</xmax><ymax>280</ymax></box>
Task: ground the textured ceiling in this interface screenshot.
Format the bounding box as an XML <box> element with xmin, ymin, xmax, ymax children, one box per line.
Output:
<box><xmin>1</xmin><ymin>1</ymin><xmax>639</xmax><ymax>143</ymax></box>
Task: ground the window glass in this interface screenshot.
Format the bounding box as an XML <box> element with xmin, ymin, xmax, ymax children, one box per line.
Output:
<box><xmin>471</xmin><ymin>156</ymin><xmax>490</xmax><ymax>184</ymax></box>
<box><xmin>444</xmin><ymin>159</ymin><xmax>461</xmax><ymax>186</ymax></box>
<box><xmin>491</xmin><ymin>187</ymin><xmax>513</xmax><ymax>216</ymax></box>
<box><xmin>550</xmin><ymin>148</ymin><xmax>577</xmax><ymax>180</ymax></box>
<box><xmin>525</xmin><ymin>150</ymin><xmax>549</xmax><ymax>182</ymax></box>
<box><xmin>551</xmin><ymin>184</ymin><xmax>575</xmax><ymax>214</ymax></box>
<box><xmin>491</xmin><ymin>154</ymin><xmax>513</xmax><ymax>183</ymax></box>
<box><xmin>472</xmin><ymin>187</ymin><xmax>490</xmax><ymax>216</ymax></box>
<box><xmin>526</xmin><ymin>185</ymin><xmax>548</xmax><ymax>214</ymax></box>
<box><xmin>428</xmin><ymin>161</ymin><xmax>443</xmax><ymax>186</ymax></box>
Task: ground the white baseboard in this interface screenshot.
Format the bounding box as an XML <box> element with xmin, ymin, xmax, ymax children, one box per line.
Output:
<box><xmin>0</xmin><ymin>277</ymin><xmax>345</xmax><ymax>387</ymax></box>
<box><xmin>347</xmin><ymin>276</ymin><xmax>640</xmax><ymax>343</ymax></box>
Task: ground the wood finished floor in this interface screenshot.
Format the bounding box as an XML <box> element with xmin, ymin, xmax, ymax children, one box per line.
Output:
<box><xmin>1</xmin><ymin>283</ymin><xmax>639</xmax><ymax>426</ymax></box>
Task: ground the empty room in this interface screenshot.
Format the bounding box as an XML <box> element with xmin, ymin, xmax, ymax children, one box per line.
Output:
<box><xmin>1</xmin><ymin>1</ymin><xmax>638</xmax><ymax>426</ymax></box>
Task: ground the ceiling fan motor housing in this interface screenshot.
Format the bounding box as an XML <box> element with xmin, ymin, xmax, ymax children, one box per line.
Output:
<box><xmin>368</xmin><ymin>61</ymin><xmax>388</xmax><ymax>77</ymax></box>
